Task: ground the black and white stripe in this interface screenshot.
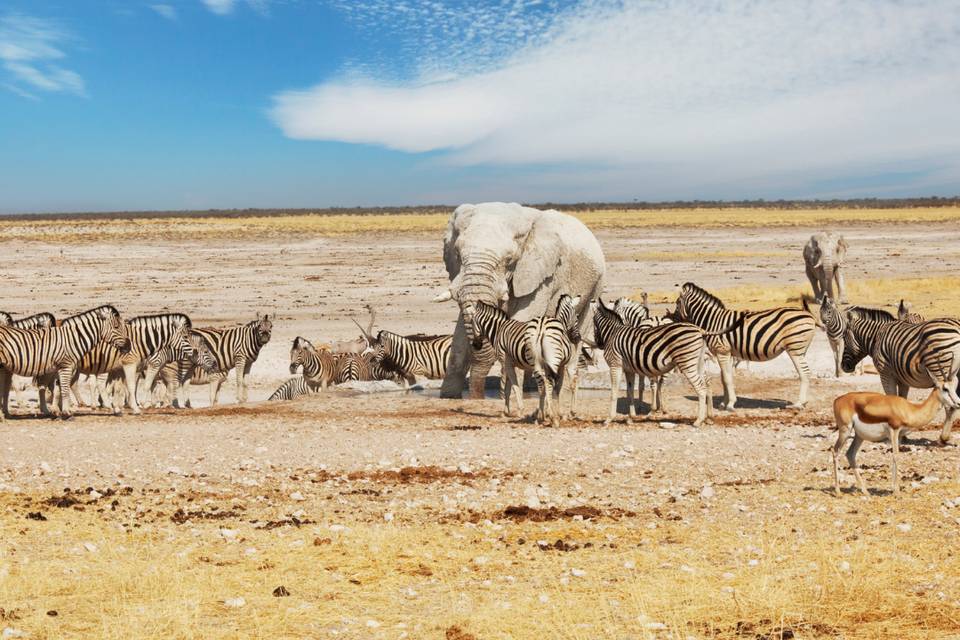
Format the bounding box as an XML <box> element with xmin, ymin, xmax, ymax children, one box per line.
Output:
<box><xmin>525</xmin><ymin>294</ymin><xmax>580</xmax><ymax>426</ymax></box>
<box><xmin>142</xmin><ymin>330</ymin><xmax>218</xmax><ymax>408</ymax></box>
<box><xmin>673</xmin><ymin>283</ymin><xmax>815</xmax><ymax>409</ymax></box>
<box><xmin>842</xmin><ymin>315</ymin><xmax>960</xmax><ymax>443</ymax></box>
<box><xmin>818</xmin><ymin>297</ymin><xmax>894</xmax><ymax>377</ymax></box>
<box><xmin>191</xmin><ymin>314</ymin><xmax>272</xmax><ymax>405</ymax></box>
<box><xmin>370</xmin><ymin>331</ymin><xmax>452</xmax><ymax>388</ymax></box>
<box><xmin>614</xmin><ymin>296</ymin><xmax>675</xmax><ymax>411</ymax></box>
<box><xmin>594</xmin><ymin>298</ymin><xmax>713</xmax><ymax>426</ymax></box>
<box><xmin>0</xmin><ymin>305</ymin><xmax>130</xmax><ymax>419</ymax></box>
<box><xmin>269</xmin><ymin>376</ymin><xmax>319</xmax><ymax>401</ymax></box>
<box><xmin>289</xmin><ymin>337</ymin><xmax>335</xmax><ymax>390</ymax></box>
<box><xmin>469</xmin><ymin>301</ymin><xmax>535</xmax><ymax>417</ymax></box>
<box><xmin>898</xmin><ymin>299</ymin><xmax>925</xmax><ymax>324</ymax></box>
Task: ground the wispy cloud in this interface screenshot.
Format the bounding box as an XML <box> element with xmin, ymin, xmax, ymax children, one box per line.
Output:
<box><xmin>0</xmin><ymin>13</ymin><xmax>86</xmax><ymax>98</ymax></box>
<box><xmin>150</xmin><ymin>4</ymin><xmax>177</xmax><ymax>20</ymax></box>
<box><xmin>201</xmin><ymin>0</ymin><xmax>270</xmax><ymax>16</ymax></box>
<box><xmin>271</xmin><ymin>0</ymin><xmax>960</xmax><ymax>197</ymax></box>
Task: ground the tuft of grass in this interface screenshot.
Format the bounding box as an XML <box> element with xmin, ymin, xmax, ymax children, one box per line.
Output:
<box><xmin>2</xmin><ymin>207</ymin><xmax>959</xmax><ymax>243</ymax></box>
<box><xmin>639</xmin><ymin>276</ymin><xmax>960</xmax><ymax>319</ymax></box>
<box><xmin>2</xmin><ymin>483</ymin><xmax>960</xmax><ymax>639</ymax></box>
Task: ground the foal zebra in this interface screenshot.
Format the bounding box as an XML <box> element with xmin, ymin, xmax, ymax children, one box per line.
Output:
<box><xmin>190</xmin><ymin>314</ymin><xmax>272</xmax><ymax>406</ymax></box>
<box><xmin>142</xmin><ymin>331</ymin><xmax>218</xmax><ymax>408</ymax></box>
<box><xmin>368</xmin><ymin>331</ymin><xmax>453</xmax><ymax>388</ymax></box>
<box><xmin>673</xmin><ymin>283</ymin><xmax>815</xmax><ymax>409</ymax></box>
<box><xmin>525</xmin><ymin>294</ymin><xmax>580</xmax><ymax>426</ymax></box>
<box><xmin>5</xmin><ymin>313</ymin><xmax>57</xmax><ymax>408</ymax></box>
<box><xmin>594</xmin><ymin>298</ymin><xmax>713</xmax><ymax>426</ymax></box>
<box><xmin>268</xmin><ymin>376</ymin><xmax>320</xmax><ymax>401</ymax></box>
<box><xmin>818</xmin><ymin>297</ymin><xmax>894</xmax><ymax>377</ymax></box>
<box><xmin>0</xmin><ymin>306</ymin><xmax>130</xmax><ymax>419</ymax></box>
<box><xmin>469</xmin><ymin>301</ymin><xmax>536</xmax><ymax>418</ymax></box>
<box><xmin>614</xmin><ymin>296</ymin><xmax>674</xmax><ymax>412</ymax></box>
<box><xmin>841</xmin><ymin>315</ymin><xmax>960</xmax><ymax>443</ymax></box>
<box><xmin>289</xmin><ymin>337</ymin><xmax>336</xmax><ymax>390</ymax></box>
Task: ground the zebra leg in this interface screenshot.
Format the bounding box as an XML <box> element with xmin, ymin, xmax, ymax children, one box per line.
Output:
<box><xmin>0</xmin><ymin>370</ymin><xmax>11</xmax><ymax>420</ymax></box>
<box><xmin>551</xmin><ymin>368</ymin><xmax>566</xmax><ymax>427</ymax></box>
<box><xmin>605</xmin><ymin>365</ymin><xmax>622</xmax><ymax>425</ymax></box>
<box><xmin>655</xmin><ymin>377</ymin><xmax>666</xmax><ymax>413</ymax></box>
<box><xmin>786</xmin><ymin>350</ymin><xmax>811</xmax><ymax>409</ymax></box>
<box><xmin>830</xmin><ymin>337</ymin><xmax>844</xmax><ymax>378</ymax></box>
<box><xmin>717</xmin><ymin>353</ymin><xmax>737</xmax><ymax>410</ymax></box>
<box><xmin>879</xmin><ymin>375</ymin><xmax>899</xmax><ymax>397</ymax></box>
<box><xmin>636</xmin><ymin>375</ymin><xmax>646</xmax><ymax>415</ymax></box>
<box><xmin>234</xmin><ymin>356</ymin><xmax>248</xmax><ymax>404</ymax></box>
<box><xmin>122</xmin><ymin>362</ymin><xmax>142</xmax><ymax>415</ymax></box>
<box><xmin>502</xmin><ymin>359</ymin><xmax>521</xmax><ymax>417</ymax></box>
<box><xmin>533</xmin><ymin>370</ymin><xmax>547</xmax><ymax>424</ymax></box>
<box><xmin>210</xmin><ymin>376</ymin><xmax>224</xmax><ymax>407</ymax></box>
<box><xmin>624</xmin><ymin>371</ymin><xmax>636</xmax><ymax>420</ymax></box>
<box><xmin>57</xmin><ymin>367</ymin><xmax>75</xmax><ymax>419</ymax></box>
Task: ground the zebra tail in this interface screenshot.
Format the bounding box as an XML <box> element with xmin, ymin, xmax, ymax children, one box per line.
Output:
<box><xmin>700</xmin><ymin>315</ymin><xmax>745</xmax><ymax>337</ymax></box>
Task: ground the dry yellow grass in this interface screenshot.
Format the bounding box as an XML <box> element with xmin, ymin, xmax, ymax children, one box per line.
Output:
<box><xmin>3</xmin><ymin>206</ymin><xmax>959</xmax><ymax>243</ymax></box>
<box><xmin>2</xmin><ymin>482</ymin><xmax>959</xmax><ymax>639</ymax></box>
<box><xmin>639</xmin><ymin>276</ymin><xmax>960</xmax><ymax>319</ymax></box>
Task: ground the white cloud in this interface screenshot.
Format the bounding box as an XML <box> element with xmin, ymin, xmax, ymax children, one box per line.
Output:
<box><xmin>151</xmin><ymin>4</ymin><xmax>177</xmax><ymax>20</ymax></box>
<box><xmin>202</xmin><ymin>0</ymin><xmax>237</xmax><ymax>15</ymax></box>
<box><xmin>0</xmin><ymin>13</ymin><xmax>86</xmax><ymax>98</ymax></box>
<box><xmin>270</xmin><ymin>0</ymin><xmax>960</xmax><ymax>196</ymax></box>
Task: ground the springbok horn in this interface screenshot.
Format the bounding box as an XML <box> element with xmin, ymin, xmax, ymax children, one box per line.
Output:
<box><xmin>432</xmin><ymin>290</ymin><xmax>453</xmax><ymax>303</ymax></box>
<box><xmin>351</xmin><ymin>318</ymin><xmax>371</xmax><ymax>340</ymax></box>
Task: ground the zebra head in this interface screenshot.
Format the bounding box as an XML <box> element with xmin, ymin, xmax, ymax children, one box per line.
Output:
<box><xmin>556</xmin><ymin>294</ymin><xmax>582</xmax><ymax>341</ymax></box>
<box><xmin>0</xmin><ymin>312</ymin><xmax>11</xmax><ymax>326</ymax></box>
<box><xmin>468</xmin><ymin>301</ymin><xmax>504</xmax><ymax>350</ymax></box>
<box><xmin>840</xmin><ymin>313</ymin><xmax>869</xmax><ymax>374</ymax></box>
<box><xmin>189</xmin><ymin>332</ymin><xmax>218</xmax><ymax>373</ymax></box>
<box><xmin>98</xmin><ymin>306</ymin><xmax>131</xmax><ymax>353</ymax></box>
<box><xmin>254</xmin><ymin>313</ymin><xmax>273</xmax><ymax>346</ymax></box>
<box><xmin>289</xmin><ymin>336</ymin><xmax>313</xmax><ymax>374</ymax></box>
<box><xmin>591</xmin><ymin>298</ymin><xmax>622</xmax><ymax>348</ymax></box>
<box><xmin>613</xmin><ymin>296</ymin><xmax>648</xmax><ymax>326</ymax></box>
<box><xmin>819</xmin><ymin>296</ymin><xmax>844</xmax><ymax>341</ymax></box>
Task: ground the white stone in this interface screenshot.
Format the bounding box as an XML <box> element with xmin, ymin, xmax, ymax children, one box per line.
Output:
<box><xmin>39</xmin><ymin>462</ymin><xmax>52</xmax><ymax>473</ymax></box>
<box><xmin>224</xmin><ymin>597</ymin><xmax>246</xmax><ymax>608</ymax></box>
<box><xmin>366</xmin><ymin>620</ymin><xmax>381</xmax><ymax>628</ymax></box>
<box><xmin>88</xmin><ymin>490</ymin><xmax>103</xmax><ymax>500</ymax></box>
<box><xmin>83</xmin><ymin>542</ymin><xmax>98</xmax><ymax>553</ymax></box>
<box><xmin>623</xmin><ymin>560</ymin><xmax>636</xmax><ymax>570</ymax></box>
<box><xmin>383</xmin><ymin>512</ymin><xmax>394</xmax><ymax>522</ymax></box>
<box><xmin>839</xmin><ymin>561</ymin><xmax>851</xmax><ymax>573</ymax></box>
<box><xmin>570</xmin><ymin>568</ymin><xmax>586</xmax><ymax>577</ymax></box>
<box><xmin>2</xmin><ymin>628</ymin><xmax>25</xmax><ymax>638</ymax></box>
<box><xmin>539</xmin><ymin>594</ymin><xmax>549</xmax><ymax>603</ymax></box>
<box><xmin>897</xmin><ymin>523</ymin><xmax>912</xmax><ymax>533</ymax></box>
<box><xmin>220</xmin><ymin>528</ymin><xmax>238</xmax><ymax>540</ymax></box>
<box><xmin>700</xmin><ymin>485</ymin><xmax>715</xmax><ymax>499</ymax></box>
<box><xmin>659</xmin><ymin>422</ymin><xmax>676</xmax><ymax>430</ymax></box>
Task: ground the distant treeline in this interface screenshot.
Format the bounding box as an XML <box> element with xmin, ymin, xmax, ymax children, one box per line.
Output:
<box><xmin>7</xmin><ymin>196</ymin><xmax>960</xmax><ymax>222</ymax></box>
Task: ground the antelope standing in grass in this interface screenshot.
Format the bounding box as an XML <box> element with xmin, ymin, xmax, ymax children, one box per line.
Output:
<box><xmin>833</xmin><ymin>375</ymin><xmax>959</xmax><ymax>496</ymax></box>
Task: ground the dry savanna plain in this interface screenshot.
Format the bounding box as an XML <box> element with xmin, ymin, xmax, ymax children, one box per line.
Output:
<box><xmin>3</xmin><ymin>207</ymin><xmax>960</xmax><ymax>640</ymax></box>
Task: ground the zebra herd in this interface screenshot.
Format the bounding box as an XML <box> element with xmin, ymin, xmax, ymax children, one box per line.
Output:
<box><xmin>0</xmin><ymin>308</ymin><xmax>273</xmax><ymax>419</ymax></box>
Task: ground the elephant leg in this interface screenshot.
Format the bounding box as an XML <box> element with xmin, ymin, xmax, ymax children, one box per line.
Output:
<box><xmin>835</xmin><ymin>267</ymin><xmax>848</xmax><ymax>304</ymax></box>
<box><xmin>441</xmin><ymin>317</ymin><xmax>470</xmax><ymax>399</ymax></box>
<box><xmin>805</xmin><ymin>264</ymin><xmax>822</xmax><ymax>300</ymax></box>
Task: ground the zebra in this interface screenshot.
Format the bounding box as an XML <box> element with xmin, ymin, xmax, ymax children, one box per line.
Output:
<box><xmin>333</xmin><ymin>352</ymin><xmax>365</xmax><ymax>383</ymax></box>
<box><xmin>818</xmin><ymin>297</ymin><xmax>894</xmax><ymax>377</ymax></box>
<box><xmin>468</xmin><ymin>300</ymin><xmax>537</xmax><ymax>418</ymax></box>
<box><xmin>673</xmin><ymin>283</ymin><xmax>815</xmax><ymax>410</ymax></box>
<box><xmin>39</xmin><ymin>313</ymin><xmax>195</xmax><ymax>415</ymax></box>
<box><xmin>141</xmin><ymin>330</ymin><xmax>218</xmax><ymax>408</ymax></box>
<box><xmin>593</xmin><ymin>298</ymin><xmax>714</xmax><ymax>427</ymax></box>
<box><xmin>289</xmin><ymin>337</ymin><xmax>336</xmax><ymax>390</ymax></box>
<box><xmin>3</xmin><ymin>312</ymin><xmax>57</xmax><ymax>408</ymax></box>
<box><xmin>0</xmin><ymin>312</ymin><xmax>11</xmax><ymax>326</ymax></box>
<box><xmin>0</xmin><ymin>305</ymin><xmax>130</xmax><ymax>420</ymax></box>
<box><xmin>365</xmin><ymin>331</ymin><xmax>453</xmax><ymax>388</ymax></box>
<box><xmin>614</xmin><ymin>296</ymin><xmax>674</xmax><ymax>411</ymax></box>
<box><xmin>898</xmin><ymin>299</ymin><xmax>925</xmax><ymax>324</ymax></box>
<box><xmin>525</xmin><ymin>294</ymin><xmax>580</xmax><ymax>426</ymax></box>
<box><xmin>190</xmin><ymin>314</ymin><xmax>272</xmax><ymax>406</ymax></box>
<box><xmin>841</xmin><ymin>315</ymin><xmax>960</xmax><ymax>443</ymax></box>
<box><xmin>269</xmin><ymin>376</ymin><xmax>320</xmax><ymax>401</ymax></box>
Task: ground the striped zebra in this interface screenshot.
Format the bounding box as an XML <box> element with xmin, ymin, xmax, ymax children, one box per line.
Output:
<box><xmin>525</xmin><ymin>294</ymin><xmax>580</xmax><ymax>426</ymax></box>
<box><xmin>190</xmin><ymin>314</ymin><xmax>272</xmax><ymax>406</ymax></box>
<box><xmin>331</xmin><ymin>351</ymin><xmax>405</xmax><ymax>385</ymax></box>
<box><xmin>289</xmin><ymin>337</ymin><xmax>336</xmax><ymax>390</ymax></box>
<box><xmin>0</xmin><ymin>305</ymin><xmax>130</xmax><ymax>419</ymax></box>
<box><xmin>594</xmin><ymin>298</ymin><xmax>714</xmax><ymax>426</ymax></box>
<box><xmin>269</xmin><ymin>376</ymin><xmax>319</xmax><ymax>401</ymax></box>
<box><xmin>614</xmin><ymin>296</ymin><xmax>675</xmax><ymax>413</ymax></box>
<box><xmin>468</xmin><ymin>301</ymin><xmax>536</xmax><ymax>418</ymax></box>
<box><xmin>366</xmin><ymin>331</ymin><xmax>453</xmax><ymax>388</ymax></box>
<box><xmin>40</xmin><ymin>313</ymin><xmax>195</xmax><ymax>415</ymax></box>
<box><xmin>898</xmin><ymin>299</ymin><xmax>925</xmax><ymax>323</ymax></box>
<box><xmin>141</xmin><ymin>330</ymin><xmax>218</xmax><ymax>408</ymax></box>
<box><xmin>4</xmin><ymin>313</ymin><xmax>57</xmax><ymax>408</ymax></box>
<box><xmin>673</xmin><ymin>283</ymin><xmax>815</xmax><ymax>410</ymax></box>
<box><xmin>818</xmin><ymin>297</ymin><xmax>894</xmax><ymax>377</ymax></box>
<box><xmin>841</xmin><ymin>315</ymin><xmax>960</xmax><ymax>443</ymax></box>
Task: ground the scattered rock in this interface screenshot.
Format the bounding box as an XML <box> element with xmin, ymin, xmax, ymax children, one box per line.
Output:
<box><xmin>659</xmin><ymin>422</ymin><xmax>676</xmax><ymax>430</ymax></box>
<box><xmin>570</xmin><ymin>568</ymin><xmax>586</xmax><ymax>577</ymax></box>
<box><xmin>223</xmin><ymin>597</ymin><xmax>246</xmax><ymax>608</ymax></box>
<box><xmin>897</xmin><ymin>523</ymin><xmax>912</xmax><ymax>533</ymax></box>
<box><xmin>445</xmin><ymin>625</ymin><xmax>478</xmax><ymax>640</ymax></box>
<box><xmin>700</xmin><ymin>485</ymin><xmax>715</xmax><ymax>499</ymax></box>
<box><xmin>83</xmin><ymin>542</ymin><xmax>98</xmax><ymax>553</ymax></box>
<box><xmin>289</xmin><ymin>491</ymin><xmax>306</xmax><ymax>502</ymax></box>
<box><xmin>272</xmin><ymin>586</ymin><xmax>290</xmax><ymax>597</ymax></box>
<box><xmin>26</xmin><ymin>512</ymin><xmax>46</xmax><ymax>521</ymax></box>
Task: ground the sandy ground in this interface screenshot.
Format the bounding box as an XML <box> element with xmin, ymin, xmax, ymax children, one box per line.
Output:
<box><xmin>2</xmin><ymin>219</ymin><xmax>960</xmax><ymax>638</ymax></box>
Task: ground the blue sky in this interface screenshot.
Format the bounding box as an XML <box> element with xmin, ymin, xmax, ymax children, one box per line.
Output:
<box><xmin>1</xmin><ymin>0</ymin><xmax>958</xmax><ymax>213</ymax></box>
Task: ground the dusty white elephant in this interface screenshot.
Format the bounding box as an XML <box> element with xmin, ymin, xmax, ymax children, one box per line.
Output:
<box><xmin>803</xmin><ymin>231</ymin><xmax>848</xmax><ymax>303</ymax></box>
<box><xmin>434</xmin><ymin>202</ymin><xmax>605</xmax><ymax>399</ymax></box>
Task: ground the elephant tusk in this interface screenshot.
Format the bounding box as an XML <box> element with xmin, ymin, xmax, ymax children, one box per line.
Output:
<box><xmin>812</xmin><ymin>261</ymin><xmax>822</xmax><ymax>269</ymax></box>
<box><xmin>432</xmin><ymin>290</ymin><xmax>453</xmax><ymax>303</ymax></box>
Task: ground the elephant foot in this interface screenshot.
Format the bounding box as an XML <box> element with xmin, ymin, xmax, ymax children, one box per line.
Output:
<box><xmin>693</xmin><ymin>419</ymin><xmax>705</xmax><ymax>428</ymax></box>
<box><xmin>786</xmin><ymin>402</ymin><xmax>806</xmax><ymax>411</ymax></box>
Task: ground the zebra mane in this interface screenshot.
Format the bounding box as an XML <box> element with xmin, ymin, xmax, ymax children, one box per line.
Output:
<box><xmin>682</xmin><ymin>282</ymin><xmax>726</xmax><ymax>309</ymax></box>
<box><xmin>846</xmin><ymin>306</ymin><xmax>895</xmax><ymax>323</ymax></box>
<box><xmin>292</xmin><ymin>336</ymin><xmax>315</xmax><ymax>351</ymax></box>
<box><xmin>61</xmin><ymin>305</ymin><xmax>121</xmax><ymax>325</ymax></box>
<box><xmin>380</xmin><ymin>330</ymin><xmax>447</xmax><ymax>342</ymax></box>
<box><xmin>0</xmin><ymin>311</ymin><xmax>13</xmax><ymax>325</ymax></box>
<box><xmin>128</xmin><ymin>313</ymin><xmax>192</xmax><ymax>327</ymax></box>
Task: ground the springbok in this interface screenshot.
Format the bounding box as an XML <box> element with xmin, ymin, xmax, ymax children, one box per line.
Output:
<box><xmin>832</xmin><ymin>378</ymin><xmax>959</xmax><ymax>496</ymax></box>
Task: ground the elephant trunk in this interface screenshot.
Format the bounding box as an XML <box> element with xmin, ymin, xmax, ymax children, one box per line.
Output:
<box><xmin>456</xmin><ymin>254</ymin><xmax>504</xmax><ymax>343</ymax></box>
<box><xmin>821</xmin><ymin>257</ymin><xmax>836</xmax><ymax>301</ymax></box>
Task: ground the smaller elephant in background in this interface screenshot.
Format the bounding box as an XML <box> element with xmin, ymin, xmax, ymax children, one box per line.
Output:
<box><xmin>803</xmin><ymin>231</ymin><xmax>848</xmax><ymax>303</ymax></box>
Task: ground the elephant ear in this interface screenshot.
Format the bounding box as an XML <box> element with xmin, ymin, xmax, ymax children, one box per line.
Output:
<box><xmin>836</xmin><ymin>235</ymin><xmax>849</xmax><ymax>263</ymax></box>
<box><xmin>513</xmin><ymin>217</ymin><xmax>561</xmax><ymax>299</ymax></box>
<box><xmin>443</xmin><ymin>207</ymin><xmax>469</xmax><ymax>279</ymax></box>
